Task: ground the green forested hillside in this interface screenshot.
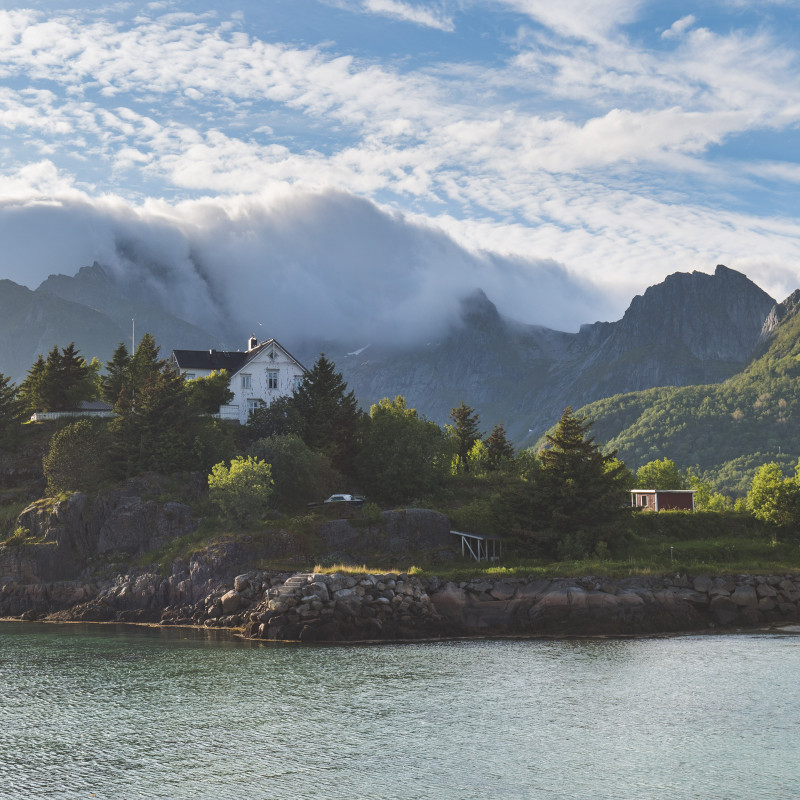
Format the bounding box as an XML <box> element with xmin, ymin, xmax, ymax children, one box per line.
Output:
<box><xmin>571</xmin><ymin>292</ymin><xmax>800</xmax><ymax>497</ymax></box>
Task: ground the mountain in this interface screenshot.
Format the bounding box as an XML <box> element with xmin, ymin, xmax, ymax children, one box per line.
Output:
<box><xmin>0</xmin><ymin>262</ymin><xmax>777</xmax><ymax>447</ymax></box>
<box><xmin>37</xmin><ymin>262</ymin><xmax>221</xmax><ymax>354</ymax></box>
<box><xmin>571</xmin><ymin>289</ymin><xmax>800</xmax><ymax>496</ymax></box>
<box><xmin>0</xmin><ymin>265</ymin><xmax>221</xmax><ymax>382</ymax></box>
<box><xmin>317</xmin><ymin>265</ymin><xmax>775</xmax><ymax>443</ymax></box>
<box><xmin>0</xmin><ymin>278</ymin><xmax>124</xmax><ymax>382</ymax></box>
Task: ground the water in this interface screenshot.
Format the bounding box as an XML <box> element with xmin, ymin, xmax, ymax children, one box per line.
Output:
<box><xmin>1</xmin><ymin>622</ymin><xmax>798</xmax><ymax>799</ymax></box>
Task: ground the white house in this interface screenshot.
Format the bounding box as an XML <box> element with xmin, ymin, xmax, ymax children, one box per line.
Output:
<box><xmin>171</xmin><ymin>336</ymin><xmax>307</xmax><ymax>424</ymax></box>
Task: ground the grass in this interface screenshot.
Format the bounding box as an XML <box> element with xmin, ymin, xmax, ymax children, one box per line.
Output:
<box><xmin>310</xmin><ymin>562</ymin><xmax>421</xmax><ymax>576</ymax></box>
<box><xmin>299</xmin><ymin>527</ymin><xmax>800</xmax><ymax>581</ymax></box>
<box><xmin>0</xmin><ymin>525</ymin><xmax>55</xmax><ymax>548</ymax></box>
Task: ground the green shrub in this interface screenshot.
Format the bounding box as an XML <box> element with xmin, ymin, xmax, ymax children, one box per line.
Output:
<box><xmin>208</xmin><ymin>456</ymin><xmax>273</xmax><ymax>527</ymax></box>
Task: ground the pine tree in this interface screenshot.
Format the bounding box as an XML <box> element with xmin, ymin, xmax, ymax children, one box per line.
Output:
<box><xmin>291</xmin><ymin>354</ymin><xmax>363</xmax><ymax>475</ymax></box>
<box><xmin>0</xmin><ymin>373</ymin><xmax>24</xmax><ymax>445</ymax></box>
<box><xmin>448</xmin><ymin>402</ymin><xmax>481</xmax><ymax>472</ymax></box>
<box><xmin>102</xmin><ymin>342</ymin><xmax>131</xmax><ymax>404</ymax></box>
<box><xmin>18</xmin><ymin>354</ymin><xmax>46</xmax><ymax>415</ymax></box>
<box><xmin>19</xmin><ymin>344</ymin><xmax>97</xmax><ymax>412</ymax></box>
<box><xmin>53</xmin><ymin>342</ymin><xmax>97</xmax><ymax>410</ymax></box>
<box><xmin>537</xmin><ymin>406</ymin><xmax>629</xmax><ymax>557</ymax></box>
<box><xmin>484</xmin><ymin>423</ymin><xmax>515</xmax><ymax>471</ymax></box>
<box><xmin>129</xmin><ymin>333</ymin><xmax>165</xmax><ymax>403</ymax></box>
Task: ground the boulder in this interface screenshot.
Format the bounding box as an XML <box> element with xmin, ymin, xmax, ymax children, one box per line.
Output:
<box><xmin>220</xmin><ymin>590</ymin><xmax>242</xmax><ymax>615</ymax></box>
<box><xmin>730</xmin><ymin>586</ymin><xmax>758</xmax><ymax>608</ymax></box>
<box><xmin>710</xmin><ymin>595</ymin><xmax>739</xmax><ymax>625</ymax></box>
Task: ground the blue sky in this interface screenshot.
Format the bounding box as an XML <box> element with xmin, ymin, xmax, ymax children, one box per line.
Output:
<box><xmin>1</xmin><ymin>0</ymin><xmax>800</xmax><ymax>341</ymax></box>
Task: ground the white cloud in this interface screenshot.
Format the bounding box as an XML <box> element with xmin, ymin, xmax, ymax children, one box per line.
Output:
<box><xmin>497</xmin><ymin>0</ymin><xmax>644</xmax><ymax>41</ymax></box>
<box><xmin>0</xmin><ymin>173</ymin><xmax>606</xmax><ymax>341</ymax></box>
<box><xmin>662</xmin><ymin>14</ymin><xmax>696</xmax><ymax>39</ymax></box>
<box><xmin>1</xmin><ymin>4</ymin><xmax>800</xmax><ymax>332</ymax></box>
<box><xmin>363</xmin><ymin>0</ymin><xmax>455</xmax><ymax>31</ymax></box>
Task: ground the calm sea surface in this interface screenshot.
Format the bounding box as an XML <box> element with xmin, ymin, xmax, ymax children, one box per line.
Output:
<box><xmin>0</xmin><ymin>622</ymin><xmax>798</xmax><ymax>799</ymax></box>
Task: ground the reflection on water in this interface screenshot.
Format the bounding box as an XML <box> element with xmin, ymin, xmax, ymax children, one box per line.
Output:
<box><xmin>0</xmin><ymin>622</ymin><xmax>798</xmax><ymax>799</ymax></box>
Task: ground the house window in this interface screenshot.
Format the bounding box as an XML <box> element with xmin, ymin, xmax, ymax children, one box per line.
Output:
<box><xmin>247</xmin><ymin>398</ymin><xmax>264</xmax><ymax>414</ymax></box>
<box><xmin>293</xmin><ymin>375</ymin><xmax>303</xmax><ymax>391</ymax></box>
<box><xmin>241</xmin><ymin>373</ymin><xmax>252</xmax><ymax>390</ymax></box>
<box><xmin>267</xmin><ymin>370</ymin><xmax>278</xmax><ymax>389</ymax></box>
<box><xmin>641</xmin><ymin>495</ymin><xmax>648</xmax><ymax>507</ymax></box>
<box><xmin>184</xmin><ymin>373</ymin><xmax>196</xmax><ymax>381</ymax></box>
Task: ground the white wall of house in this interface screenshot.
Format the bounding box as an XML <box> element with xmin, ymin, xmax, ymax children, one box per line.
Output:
<box><xmin>225</xmin><ymin>345</ymin><xmax>303</xmax><ymax>423</ymax></box>
<box><xmin>176</xmin><ymin>340</ymin><xmax>305</xmax><ymax>424</ymax></box>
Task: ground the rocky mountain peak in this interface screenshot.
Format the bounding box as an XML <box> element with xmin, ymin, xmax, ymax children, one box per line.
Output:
<box><xmin>759</xmin><ymin>288</ymin><xmax>800</xmax><ymax>341</ymax></box>
<box><xmin>607</xmin><ymin>264</ymin><xmax>775</xmax><ymax>362</ymax></box>
<box><xmin>458</xmin><ymin>288</ymin><xmax>501</xmax><ymax>325</ymax></box>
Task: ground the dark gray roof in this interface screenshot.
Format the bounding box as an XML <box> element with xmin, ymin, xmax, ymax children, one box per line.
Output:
<box><xmin>171</xmin><ymin>349</ymin><xmax>249</xmax><ymax>372</ymax></box>
<box><xmin>171</xmin><ymin>338</ymin><xmax>307</xmax><ymax>374</ymax></box>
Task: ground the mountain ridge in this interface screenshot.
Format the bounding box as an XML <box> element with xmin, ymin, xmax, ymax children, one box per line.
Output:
<box><xmin>0</xmin><ymin>262</ymin><xmax>779</xmax><ymax>444</ymax></box>
<box><xmin>571</xmin><ymin>289</ymin><xmax>800</xmax><ymax>495</ymax></box>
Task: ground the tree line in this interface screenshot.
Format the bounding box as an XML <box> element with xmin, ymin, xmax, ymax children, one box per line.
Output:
<box><xmin>0</xmin><ymin>335</ymin><xmax>795</xmax><ymax>561</ymax></box>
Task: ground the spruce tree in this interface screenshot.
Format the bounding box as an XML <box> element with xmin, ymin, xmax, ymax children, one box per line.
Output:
<box><xmin>291</xmin><ymin>354</ymin><xmax>363</xmax><ymax>475</ymax></box>
<box><xmin>102</xmin><ymin>342</ymin><xmax>132</xmax><ymax>404</ymax></box>
<box><xmin>18</xmin><ymin>355</ymin><xmax>46</xmax><ymax>415</ymax></box>
<box><xmin>0</xmin><ymin>373</ymin><xmax>24</xmax><ymax>445</ymax></box>
<box><xmin>54</xmin><ymin>342</ymin><xmax>97</xmax><ymax>410</ymax></box>
<box><xmin>109</xmin><ymin>363</ymin><xmax>195</xmax><ymax>477</ymax></box>
<box><xmin>537</xmin><ymin>406</ymin><xmax>629</xmax><ymax>557</ymax></box>
<box><xmin>19</xmin><ymin>344</ymin><xmax>96</xmax><ymax>412</ymax></box>
<box><xmin>484</xmin><ymin>423</ymin><xmax>515</xmax><ymax>471</ymax></box>
<box><xmin>40</xmin><ymin>345</ymin><xmax>64</xmax><ymax>411</ymax></box>
<box><xmin>448</xmin><ymin>402</ymin><xmax>481</xmax><ymax>472</ymax></box>
<box><xmin>129</xmin><ymin>333</ymin><xmax>165</xmax><ymax>403</ymax></box>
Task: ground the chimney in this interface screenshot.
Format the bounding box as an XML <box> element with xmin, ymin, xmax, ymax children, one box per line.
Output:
<box><xmin>248</xmin><ymin>334</ymin><xmax>258</xmax><ymax>350</ymax></box>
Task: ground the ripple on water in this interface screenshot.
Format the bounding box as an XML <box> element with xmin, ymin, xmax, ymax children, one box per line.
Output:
<box><xmin>0</xmin><ymin>624</ymin><xmax>799</xmax><ymax>799</ymax></box>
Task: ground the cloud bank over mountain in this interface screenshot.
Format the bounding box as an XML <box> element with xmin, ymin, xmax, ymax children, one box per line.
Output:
<box><xmin>0</xmin><ymin>187</ymin><xmax>605</xmax><ymax>345</ymax></box>
<box><xmin>2</xmin><ymin>2</ymin><xmax>800</xmax><ymax>330</ymax></box>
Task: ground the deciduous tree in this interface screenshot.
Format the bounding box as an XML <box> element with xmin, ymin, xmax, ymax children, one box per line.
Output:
<box><xmin>43</xmin><ymin>419</ymin><xmax>109</xmax><ymax>495</ymax></box>
<box><xmin>635</xmin><ymin>458</ymin><xmax>685</xmax><ymax>490</ymax></box>
<box><xmin>356</xmin><ymin>396</ymin><xmax>449</xmax><ymax>504</ymax></box>
<box><xmin>208</xmin><ymin>455</ymin><xmax>273</xmax><ymax>527</ymax></box>
<box><xmin>249</xmin><ymin>434</ymin><xmax>338</xmax><ymax>510</ymax></box>
<box><xmin>186</xmin><ymin>369</ymin><xmax>233</xmax><ymax>414</ymax></box>
<box><xmin>747</xmin><ymin>461</ymin><xmax>799</xmax><ymax>527</ymax></box>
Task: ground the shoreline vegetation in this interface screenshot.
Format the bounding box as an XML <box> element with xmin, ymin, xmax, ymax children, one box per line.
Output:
<box><xmin>2</xmin><ymin>336</ymin><xmax>800</xmax><ymax>642</ymax></box>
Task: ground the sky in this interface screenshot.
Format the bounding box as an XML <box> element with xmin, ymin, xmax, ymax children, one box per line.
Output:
<box><xmin>2</xmin><ymin>0</ymin><xmax>800</xmax><ymax>343</ymax></box>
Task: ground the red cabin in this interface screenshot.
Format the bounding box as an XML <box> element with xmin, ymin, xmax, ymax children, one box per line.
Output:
<box><xmin>631</xmin><ymin>489</ymin><xmax>696</xmax><ymax>512</ymax></box>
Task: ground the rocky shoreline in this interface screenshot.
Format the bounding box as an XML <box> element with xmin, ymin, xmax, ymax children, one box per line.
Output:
<box><xmin>4</xmin><ymin>567</ymin><xmax>800</xmax><ymax>641</ymax></box>
<box><xmin>2</xmin><ymin>477</ymin><xmax>799</xmax><ymax>641</ymax></box>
